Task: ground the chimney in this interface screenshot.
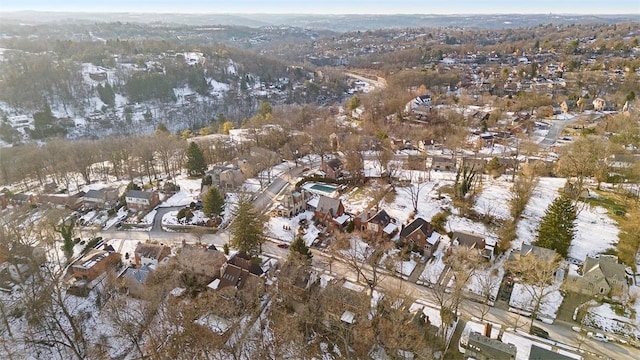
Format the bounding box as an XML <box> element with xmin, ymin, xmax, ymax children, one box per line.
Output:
<box><xmin>484</xmin><ymin>323</ymin><xmax>493</xmax><ymax>337</ymax></box>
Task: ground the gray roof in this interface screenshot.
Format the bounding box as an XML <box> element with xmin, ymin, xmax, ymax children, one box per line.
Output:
<box><xmin>84</xmin><ymin>189</ymin><xmax>105</xmax><ymax>199</ymax></box>
<box><xmin>122</xmin><ymin>265</ymin><xmax>151</xmax><ymax>284</ymax></box>
<box><xmin>126</xmin><ymin>190</ymin><xmax>154</xmax><ymax>200</ymax></box>
<box><xmin>520</xmin><ymin>244</ymin><xmax>557</xmax><ymax>261</ymax></box>
<box><xmin>452</xmin><ymin>230</ymin><xmax>485</xmax><ymax>249</ymax></box>
<box><xmin>316</xmin><ymin>195</ymin><xmax>342</xmax><ymax>216</ymax></box>
<box><xmin>583</xmin><ymin>255</ymin><xmax>626</xmax><ymax>283</ymax></box>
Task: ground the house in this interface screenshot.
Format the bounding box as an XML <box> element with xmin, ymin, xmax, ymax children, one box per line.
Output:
<box><xmin>452</xmin><ymin>231</ymin><xmax>493</xmax><ymax>260</ymax></box>
<box><xmin>529</xmin><ymin>345</ymin><xmax>577</xmax><ymax>360</ymax></box>
<box><xmin>278</xmin><ymin>263</ymin><xmax>318</xmax><ymax>302</ymax></box>
<box><xmin>125</xmin><ymin>190</ymin><xmax>160</xmax><ymax>211</ymax></box>
<box><xmin>83</xmin><ymin>188</ymin><xmax>119</xmax><ymax>209</ymax></box>
<box><xmin>465</xmin><ymin>331</ymin><xmax>517</xmax><ymax>360</ymax></box>
<box><xmin>313</xmin><ymin>195</ymin><xmax>346</xmax><ymax>229</ymax></box>
<box><xmin>206</xmin><ymin>165</ymin><xmax>245</xmax><ymax>191</ymax></box>
<box><xmin>399</xmin><ymin>218</ymin><xmax>441</xmax><ymax>258</ymax></box>
<box><xmin>404</xmin><ymin>95</ymin><xmax>432</xmax><ymax>114</ymax></box>
<box><xmin>321</xmin><ymin>158</ymin><xmax>343</xmax><ymax>179</ymax></box>
<box><xmin>565</xmin><ymin>255</ymin><xmax>628</xmax><ymax>298</ymax></box>
<box><xmin>134</xmin><ymin>243</ymin><xmax>171</xmax><ymax>268</ymax></box>
<box><xmin>71</xmin><ymin>248</ymin><xmax>121</xmax><ymax>282</ymax></box>
<box><xmin>431</xmin><ymin>156</ymin><xmax>457</xmax><ymax>171</ymax></box>
<box><xmin>176</xmin><ymin>245</ymin><xmax>227</xmax><ymax>280</ymax></box>
<box><xmin>118</xmin><ymin>265</ymin><xmax>152</xmax><ymax>298</ymax></box>
<box><xmin>276</xmin><ymin>189</ymin><xmax>312</xmax><ymax>217</ymax></box>
<box><xmin>37</xmin><ymin>194</ymin><xmax>82</xmax><ymax>210</ymax></box>
<box><xmin>354</xmin><ymin>208</ymin><xmax>398</xmax><ymax>239</ymax></box>
<box><xmin>218</xmin><ymin>252</ymin><xmax>264</xmax><ymax>289</ymax></box>
<box><xmin>10</xmin><ymin>193</ymin><xmax>37</xmax><ymax>207</ymax></box>
<box><xmin>509</xmin><ymin>244</ymin><xmax>558</xmax><ymax>263</ymax></box>
<box><xmin>320</xmin><ymin>280</ymin><xmax>368</xmax><ymax>325</ymax></box>
<box><xmin>560</xmin><ymin>100</ymin><xmax>576</xmax><ymax>114</ymax></box>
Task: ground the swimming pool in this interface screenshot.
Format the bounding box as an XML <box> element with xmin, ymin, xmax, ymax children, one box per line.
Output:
<box><xmin>309</xmin><ymin>183</ymin><xmax>338</xmax><ymax>194</ymax></box>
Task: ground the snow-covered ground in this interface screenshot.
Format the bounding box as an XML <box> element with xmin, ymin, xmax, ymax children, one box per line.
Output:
<box><xmin>583</xmin><ymin>301</ymin><xmax>640</xmax><ymax>339</ymax></box>
<box><xmin>509</xmin><ymin>283</ymin><xmax>564</xmax><ymax>322</ymax></box>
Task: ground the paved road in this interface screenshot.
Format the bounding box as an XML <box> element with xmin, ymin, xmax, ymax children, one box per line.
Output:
<box><xmin>151</xmin><ymin>206</ymin><xmax>182</xmax><ymax>232</ymax></box>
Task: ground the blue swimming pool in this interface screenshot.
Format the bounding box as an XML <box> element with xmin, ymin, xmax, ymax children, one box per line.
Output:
<box><xmin>310</xmin><ymin>184</ymin><xmax>338</xmax><ymax>193</ymax></box>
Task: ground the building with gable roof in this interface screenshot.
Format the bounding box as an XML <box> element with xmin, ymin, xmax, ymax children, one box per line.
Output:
<box><xmin>399</xmin><ymin>217</ymin><xmax>441</xmax><ymax>257</ymax></box>
<box><xmin>565</xmin><ymin>255</ymin><xmax>628</xmax><ymax>298</ymax></box>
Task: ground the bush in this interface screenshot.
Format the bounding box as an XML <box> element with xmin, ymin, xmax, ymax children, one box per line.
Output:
<box><xmin>431</xmin><ymin>212</ymin><xmax>449</xmax><ymax>233</ymax></box>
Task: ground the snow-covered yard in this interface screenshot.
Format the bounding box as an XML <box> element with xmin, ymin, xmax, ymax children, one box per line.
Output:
<box><xmin>508</xmin><ymin>283</ymin><xmax>564</xmax><ymax>322</ymax></box>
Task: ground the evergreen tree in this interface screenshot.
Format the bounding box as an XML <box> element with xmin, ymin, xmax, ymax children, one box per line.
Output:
<box><xmin>536</xmin><ymin>196</ymin><xmax>577</xmax><ymax>258</ymax></box>
<box><xmin>230</xmin><ymin>199</ymin><xmax>264</xmax><ymax>257</ymax></box>
<box><xmin>289</xmin><ymin>235</ymin><xmax>312</xmax><ymax>262</ymax></box>
<box><xmin>202</xmin><ymin>186</ymin><xmax>224</xmax><ymax>218</ymax></box>
<box><xmin>185</xmin><ymin>142</ymin><xmax>206</xmax><ymax>177</ymax></box>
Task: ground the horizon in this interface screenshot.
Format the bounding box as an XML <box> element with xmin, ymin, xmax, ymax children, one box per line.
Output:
<box><xmin>2</xmin><ymin>0</ymin><xmax>639</xmax><ymax>15</ymax></box>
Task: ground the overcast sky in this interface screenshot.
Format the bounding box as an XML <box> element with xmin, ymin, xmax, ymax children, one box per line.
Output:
<box><xmin>3</xmin><ymin>0</ymin><xmax>639</xmax><ymax>14</ymax></box>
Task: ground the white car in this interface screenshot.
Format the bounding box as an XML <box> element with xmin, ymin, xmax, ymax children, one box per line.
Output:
<box><xmin>588</xmin><ymin>332</ymin><xmax>609</xmax><ymax>342</ymax></box>
<box><xmin>571</xmin><ymin>326</ymin><xmax>583</xmax><ymax>333</ymax></box>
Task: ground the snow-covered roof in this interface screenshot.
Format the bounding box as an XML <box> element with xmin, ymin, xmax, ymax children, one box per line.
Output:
<box><xmin>334</xmin><ymin>214</ymin><xmax>350</xmax><ymax>225</ymax></box>
<box><xmin>383</xmin><ymin>223</ymin><xmax>397</xmax><ymax>235</ymax></box>
<box><xmin>307</xmin><ymin>197</ymin><xmax>320</xmax><ymax>208</ymax></box>
<box><xmin>427</xmin><ymin>231</ymin><xmax>441</xmax><ymax>245</ymax></box>
<box><xmin>341</xmin><ymin>311</ymin><xmax>356</xmax><ymax>324</ymax></box>
<box><xmin>207</xmin><ymin>278</ymin><xmax>220</xmax><ymax>290</ymax></box>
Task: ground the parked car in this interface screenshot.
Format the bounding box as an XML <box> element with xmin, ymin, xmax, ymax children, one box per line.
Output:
<box><xmin>571</xmin><ymin>326</ymin><xmax>583</xmax><ymax>333</ymax></box>
<box><xmin>530</xmin><ymin>326</ymin><xmax>550</xmax><ymax>339</ymax></box>
<box><xmin>277</xmin><ymin>243</ymin><xmax>290</xmax><ymax>249</ymax></box>
<box><xmin>587</xmin><ymin>332</ymin><xmax>609</xmax><ymax>342</ymax></box>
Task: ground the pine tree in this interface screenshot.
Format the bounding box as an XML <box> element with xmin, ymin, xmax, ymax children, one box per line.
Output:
<box><xmin>536</xmin><ymin>195</ymin><xmax>577</xmax><ymax>258</ymax></box>
<box><xmin>185</xmin><ymin>142</ymin><xmax>206</xmax><ymax>177</ymax></box>
<box><xmin>202</xmin><ymin>186</ymin><xmax>224</xmax><ymax>218</ymax></box>
<box><xmin>289</xmin><ymin>235</ymin><xmax>312</xmax><ymax>262</ymax></box>
<box><xmin>230</xmin><ymin>199</ymin><xmax>264</xmax><ymax>257</ymax></box>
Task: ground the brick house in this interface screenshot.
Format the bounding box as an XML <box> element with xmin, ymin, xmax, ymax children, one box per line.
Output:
<box><xmin>399</xmin><ymin>218</ymin><xmax>441</xmax><ymax>258</ymax></box>
<box><xmin>312</xmin><ymin>195</ymin><xmax>345</xmax><ymax>229</ymax></box>
<box><xmin>71</xmin><ymin>248</ymin><xmax>121</xmax><ymax>282</ymax></box>
<box><xmin>354</xmin><ymin>209</ymin><xmax>398</xmax><ymax>239</ymax></box>
<box><xmin>218</xmin><ymin>252</ymin><xmax>264</xmax><ymax>289</ymax></box>
<box><xmin>321</xmin><ymin>158</ymin><xmax>344</xmax><ymax>179</ymax></box>
<box><xmin>125</xmin><ymin>190</ymin><xmax>160</xmax><ymax>211</ymax></box>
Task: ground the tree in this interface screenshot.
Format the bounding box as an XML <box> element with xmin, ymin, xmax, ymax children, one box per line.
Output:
<box><xmin>507</xmin><ymin>252</ymin><xmax>561</xmax><ymax>327</ymax></box>
<box><xmin>202</xmin><ymin>186</ymin><xmax>224</xmax><ymax>218</ymax></box>
<box><xmin>556</xmin><ymin>135</ymin><xmax>611</xmax><ymax>196</ymax></box>
<box><xmin>56</xmin><ymin>218</ymin><xmax>76</xmax><ymax>261</ymax></box>
<box><xmin>454</xmin><ymin>165</ymin><xmax>477</xmax><ymax>200</ymax></box>
<box><xmin>536</xmin><ymin>196</ymin><xmax>577</xmax><ymax>258</ymax></box>
<box><xmin>258</xmin><ymin>101</ymin><xmax>272</xmax><ymax>117</ymax></box>
<box><xmin>177</xmin><ymin>208</ymin><xmax>194</xmax><ymax>224</ymax></box>
<box><xmin>185</xmin><ymin>141</ymin><xmax>206</xmax><ymax>177</ymax></box>
<box><xmin>347</xmin><ymin>95</ymin><xmax>361</xmax><ymax>112</ymax></box>
<box><xmin>289</xmin><ymin>235</ymin><xmax>312</xmax><ymax>262</ymax></box>
<box><xmin>399</xmin><ymin>170</ymin><xmax>429</xmax><ymax>214</ymax></box>
<box><xmin>230</xmin><ymin>199</ymin><xmax>265</xmax><ymax>257</ymax></box>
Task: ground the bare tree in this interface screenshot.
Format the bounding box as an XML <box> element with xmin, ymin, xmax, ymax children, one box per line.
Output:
<box><xmin>506</xmin><ymin>252</ymin><xmax>561</xmax><ymax>328</ymax></box>
<box><xmin>399</xmin><ymin>170</ymin><xmax>429</xmax><ymax>214</ymax></box>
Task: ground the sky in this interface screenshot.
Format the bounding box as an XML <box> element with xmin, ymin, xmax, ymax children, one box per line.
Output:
<box><xmin>2</xmin><ymin>0</ymin><xmax>639</xmax><ymax>14</ymax></box>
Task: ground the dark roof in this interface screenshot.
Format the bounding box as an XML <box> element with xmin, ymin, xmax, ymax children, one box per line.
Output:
<box><xmin>452</xmin><ymin>231</ymin><xmax>485</xmax><ymax>249</ymax></box>
<box><xmin>228</xmin><ymin>253</ymin><xmax>263</xmax><ymax>276</ymax></box>
<box><xmin>103</xmin><ymin>244</ymin><xmax>116</xmax><ymax>252</ymax></box>
<box><xmin>400</xmin><ymin>217</ymin><xmax>433</xmax><ymax>238</ymax></box>
<box><xmin>127</xmin><ymin>190</ymin><xmax>154</xmax><ymax>200</ymax></box>
<box><xmin>528</xmin><ymin>344</ymin><xmax>575</xmax><ymax>360</ymax></box>
<box><xmin>84</xmin><ymin>189</ymin><xmax>105</xmax><ymax>199</ymax></box>
<box><xmin>367</xmin><ymin>209</ymin><xmax>393</xmax><ymax>226</ymax></box>
<box><xmin>316</xmin><ymin>195</ymin><xmax>342</xmax><ymax>216</ymax></box>
<box><xmin>326</xmin><ymin>158</ymin><xmax>343</xmax><ymax>170</ymax></box>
